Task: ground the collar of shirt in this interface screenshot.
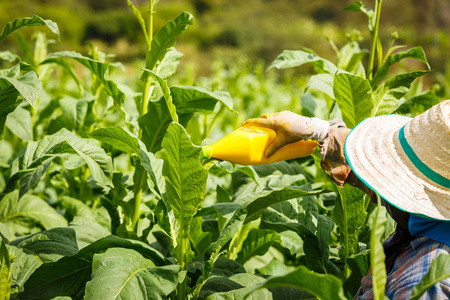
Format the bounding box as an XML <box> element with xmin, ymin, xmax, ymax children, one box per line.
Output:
<box><xmin>409</xmin><ymin>214</ymin><xmax>450</xmax><ymax>248</ymax></box>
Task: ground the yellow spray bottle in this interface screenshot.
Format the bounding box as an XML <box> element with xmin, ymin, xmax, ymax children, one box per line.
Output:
<box><xmin>201</xmin><ymin>126</ymin><xmax>318</xmax><ymax>165</ymax></box>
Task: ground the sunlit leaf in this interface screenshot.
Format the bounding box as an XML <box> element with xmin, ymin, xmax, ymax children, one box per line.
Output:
<box><xmin>0</xmin><ymin>15</ymin><xmax>59</xmax><ymax>43</ymax></box>
<box><xmin>5</xmin><ymin>107</ymin><xmax>33</xmax><ymax>141</ymax></box>
<box><xmin>143</xmin><ymin>69</ymin><xmax>178</xmax><ymax>122</ymax></box>
<box><xmin>0</xmin><ymin>191</ymin><xmax>68</xmax><ymax>235</ymax></box>
<box><xmin>20</xmin><ymin>235</ymin><xmax>169</xmax><ymax>298</ymax></box>
<box><xmin>143</xmin><ymin>12</ymin><xmax>194</xmax><ymax>75</ymax></box>
<box><xmin>88</xmin><ymin>126</ymin><xmax>140</xmax><ymax>155</ymax></box>
<box><xmin>333</xmin><ymin>71</ymin><xmax>373</xmax><ymax>128</ymax></box>
<box><xmin>6</xmin><ymin>244</ymin><xmax>42</xmax><ymax>295</ymax></box>
<box><xmin>85</xmin><ymin>248</ymin><xmax>179</xmax><ymax>300</ymax></box>
<box><xmin>372</xmin><ymin>71</ymin><xmax>430</xmax><ymax>116</ymax></box>
<box><xmin>370</xmin><ymin>199</ymin><xmax>387</xmax><ymax>300</ymax></box>
<box><xmin>248</xmin><ymin>265</ymin><xmax>346</xmax><ymax>300</ymax></box>
<box><xmin>161</xmin><ymin>123</ymin><xmax>208</xmax><ymax>264</ymax></box>
<box><xmin>236</xmin><ymin>229</ymin><xmax>281</xmax><ymax>264</ymax></box>
<box><xmin>410</xmin><ymin>254</ymin><xmax>450</xmax><ymax>300</ymax></box>
<box><xmin>0</xmin><ymin>239</ymin><xmax>11</xmax><ymax>300</ymax></box>
<box><xmin>371</xmin><ymin>46</ymin><xmax>430</xmax><ymax>86</ymax></box>
<box><xmin>268</xmin><ymin>50</ymin><xmax>338</xmax><ymax>75</ymax></box>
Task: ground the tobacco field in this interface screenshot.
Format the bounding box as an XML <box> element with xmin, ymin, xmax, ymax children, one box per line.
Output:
<box><xmin>0</xmin><ymin>0</ymin><xmax>449</xmax><ymax>299</ymax></box>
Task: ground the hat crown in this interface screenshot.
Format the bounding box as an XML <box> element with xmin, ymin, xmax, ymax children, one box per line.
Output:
<box><xmin>402</xmin><ymin>100</ymin><xmax>450</xmax><ymax>180</ymax></box>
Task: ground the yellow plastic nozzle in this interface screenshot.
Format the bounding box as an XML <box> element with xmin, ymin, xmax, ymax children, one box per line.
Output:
<box><xmin>201</xmin><ymin>145</ymin><xmax>212</xmax><ymax>159</ymax></box>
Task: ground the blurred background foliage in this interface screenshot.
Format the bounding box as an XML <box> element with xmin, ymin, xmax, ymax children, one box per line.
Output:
<box><xmin>1</xmin><ymin>0</ymin><xmax>449</xmax><ymax>99</ymax></box>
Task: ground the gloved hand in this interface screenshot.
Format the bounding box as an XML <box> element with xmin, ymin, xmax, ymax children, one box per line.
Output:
<box><xmin>242</xmin><ymin>111</ymin><xmax>329</xmax><ymax>157</ymax></box>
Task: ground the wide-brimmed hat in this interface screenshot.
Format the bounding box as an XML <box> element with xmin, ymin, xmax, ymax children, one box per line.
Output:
<box><xmin>344</xmin><ymin>100</ymin><xmax>450</xmax><ymax>220</ymax></box>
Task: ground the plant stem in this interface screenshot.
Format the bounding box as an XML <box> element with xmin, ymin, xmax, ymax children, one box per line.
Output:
<box><xmin>140</xmin><ymin>0</ymin><xmax>155</xmax><ymax>119</ymax></box>
<box><xmin>367</xmin><ymin>0</ymin><xmax>383</xmax><ymax>80</ymax></box>
<box><xmin>131</xmin><ymin>0</ymin><xmax>155</xmax><ymax>233</ymax></box>
<box><xmin>177</xmin><ymin>236</ymin><xmax>189</xmax><ymax>300</ymax></box>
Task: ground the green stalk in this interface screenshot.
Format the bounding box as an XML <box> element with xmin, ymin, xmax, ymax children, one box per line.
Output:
<box><xmin>177</xmin><ymin>236</ymin><xmax>189</xmax><ymax>299</ymax></box>
<box><xmin>367</xmin><ymin>0</ymin><xmax>383</xmax><ymax>80</ymax></box>
<box><xmin>341</xmin><ymin>195</ymin><xmax>350</xmax><ymax>279</ymax></box>
<box><xmin>140</xmin><ymin>0</ymin><xmax>155</xmax><ymax>118</ymax></box>
<box><xmin>131</xmin><ymin>0</ymin><xmax>155</xmax><ymax>233</ymax></box>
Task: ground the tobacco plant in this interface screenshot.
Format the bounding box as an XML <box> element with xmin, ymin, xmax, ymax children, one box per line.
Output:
<box><xmin>0</xmin><ymin>1</ymin><xmax>448</xmax><ymax>300</ymax></box>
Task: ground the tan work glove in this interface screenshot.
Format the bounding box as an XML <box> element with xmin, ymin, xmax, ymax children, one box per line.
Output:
<box><xmin>242</xmin><ymin>111</ymin><xmax>329</xmax><ymax>158</ymax></box>
<box><xmin>319</xmin><ymin>119</ymin><xmax>352</xmax><ymax>186</ymax></box>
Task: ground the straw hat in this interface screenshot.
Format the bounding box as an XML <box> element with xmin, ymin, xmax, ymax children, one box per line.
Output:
<box><xmin>344</xmin><ymin>100</ymin><xmax>450</xmax><ymax>220</ymax></box>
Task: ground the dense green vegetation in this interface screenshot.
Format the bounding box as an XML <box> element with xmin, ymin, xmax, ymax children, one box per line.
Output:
<box><xmin>1</xmin><ymin>0</ymin><xmax>449</xmax><ymax>76</ymax></box>
<box><xmin>0</xmin><ymin>0</ymin><xmax>449</xmax><ymax>299</ymax></box>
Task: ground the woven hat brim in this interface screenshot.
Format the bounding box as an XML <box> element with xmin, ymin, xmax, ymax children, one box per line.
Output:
<box><xmin>344</xmin><ymin>115</ymin><xmax>450</xmax><ymax>220</ymax></box>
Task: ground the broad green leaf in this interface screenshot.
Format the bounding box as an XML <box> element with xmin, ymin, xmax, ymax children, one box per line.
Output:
<box><xmin>68</xmin><ymin>217</ymin><xmax>110</xmax><ymax>249</ymax></box>
<box><xmin>372</xmin><ymin>71</ymin><xmax>430</xmax><ymax>116</ymax></box>
<box><xmin>156</xmin><ymin>48</ymin><xmax>184</xmax><ymax>79</ymax></box>
<box><xmin>195</xmin><ymin>203</ymin><xmax>241</xmax><ymax>224</ymax></box>
<box><xmin>0</xmin><ymin>15</ymin><xmax>59</xmax><ymax>43</ymax></box>
<box><xmin>139</xmin><ymin>98</ymin><xmax>173</xmax><ymax>153</ymax></box>
<box><xmin>410</xmin><ymin>254</ymin><xmax>450</xmax><ymax>300</ymax></box>
<box><xmin>20</xmin><ymin>254</ymin><xmax>92</xmax><ymax>299</ymax></box>
<box><xmin>190</xmin><ymin>216</ymin><xmax>212</xmax><ymax>257</ymax></box>
<box><xmin>0</xmin><ymin>191</ymin><xmax>68</xmax><ymax>235</ymax></box>
<box><xmin>5</xmin><ymin>106</ymin><xmax>33</xmax><ymax>141</ymax></box>
<box><xmin>85</xmin><ymin>248</ymin><xmax>179</xmax><ymax>300</ymax></box>
<box><xmin>236</xmin><ymin>229</ymin><xmax>281</xmax><ymax>264</ymax></box>
<box><xmin>143</xmin><ymin>69</ymin><xmax>178</xmax><ymax>122</ymax></box>
<box><xmin>13</xmin><ymin>158</ymin><xmax>55</xmax><ymax>199</ymax></box>
<box><xmin>333</xmin><ymin>185</ymin><xmax>367</xmax><ymax>262</ymax></box>
<box><xmin>333</xmin><ymin>71</ymin><xmax>373</xmax><ymax>128</ymax></box>
<box><xmin>344</xmin><ymin>250</ymin><xmax>370</xmax><ymax>299</ymax></box>
<box><xmin>171</xmin><ymin>85</ymin><xmax>235</xmax><ymax>114</ymax></box>
<box><xmin>306</xmin><ymin>74</ymin><xmax>335</xmax><ymax>99</ymax></box>
<box><xmin>59</xmin><ymin>97</ymin><xmax>88</xmax><ymax>130</ymax></box>
<box><xmin>6</xmin><ymin>244</ymin><xmax>42</xmax><ymax>295</ymax></box>
<box><xmin>139</xmin><ymin>86</ymin><xmax>233</xmax><ymax>153</ymax></box>
<box><xmin>371</xmin><ymin>46</ymin><xmax>430</xmax><ymax>86</ymax></box>
<box><xmin>45</xmin><ymin>51</ymin><xmax>126</xmax><ymax>108</ymax></box>
<box><xmin>21</xmin><ymin>235</ymin><xmax>170</xmax><ymax>298</ymax></box>
<box><xmin>144</xmin><ymin>12</ymin><xmax>194</xmax><ymax>74</ymax></box>
<box><xmin>248</xmin><ymin>265</ymin><xmax>346</xmax><ymax>300</ymax></box>
<box><xmin>5</xmin><ymin>130</ymin><xmax>113</xmax><ymax>196</ymax></box>
<box><xmin>393</xmin><ymin>91</ymin><xmax>441</xmax><ymax>116</ymax></box>
<box><xmin>88</xmin><ymin>126</ymin><xmax>140</xmax><ymax>155</ymax></box>
<box><xmin>0</xmin><ymin>68</ymin><xmax>41</xmax><ymax>107</ymax></box>
<box><xmin>268</xmin><ymin>50</ymin><xmax>338</xmax><ymax>75</ymax></box>
<box><xmin>11</xmin><ymin>227</ymin><xmax>79</xmax><ymax>263</ymax></box>
<box><xmin>161</xmin><ymin>123</ymin><xmax>208</xmax><ymax>265</ymax></box>
<box><xmin>139</xmin><ymin>148</ymin><xmax>165</xmax><ymax>199</ymax></box>
<box><xmin>256</xmin><ymin>257</ymin><xmax>296</xmax><ymax>276</ymax></box>
<box><xmin>241</xmin><ymin>183</ymin><xmax>324</xmax><ymax>223</ymax></box>
<box><xmin>204</xmin><ymin>273</ymin><xmax>271</xmax><ymax>300</ymax></box>
<box><xmin>232</xmin><ymin>163</ymin><xmax>309</xmax><ymax>202</ymax></box>
<box><xmin>0</xmin><ymin>239</ymin><xmax>11</xmax><ymax>300</ymax></box>
<box><xmin>199</xmin><ymin>276</ymin><xmax>244</xmax><ymax>299</ymax></box>
<box><xmin>370</xmin><ymin>199</ymin><xmax>387</xmax><ymax>300</ymax></box>
<box><xmin>0</xmin><ymin>224</ymin><xmax>12</xmax><ymax>243</ymax></box>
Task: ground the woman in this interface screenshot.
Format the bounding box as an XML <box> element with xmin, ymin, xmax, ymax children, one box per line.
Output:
<box><xmin>242</xmin><ymin>100</ymin><xmax>450</xmax><ymax>299</ymax></box>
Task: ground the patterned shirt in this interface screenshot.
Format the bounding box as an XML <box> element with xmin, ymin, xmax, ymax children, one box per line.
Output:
<box><xmin>354</xmin><ymin>236</ymin><xmax>450</xmax><ymax>299</ymax></box>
